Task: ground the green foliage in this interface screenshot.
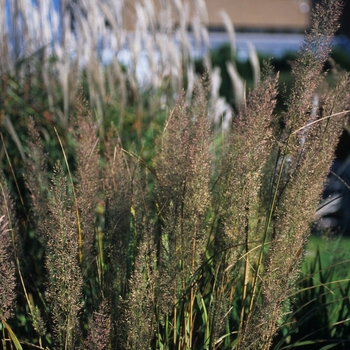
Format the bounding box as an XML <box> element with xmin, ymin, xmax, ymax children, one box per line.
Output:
<box><xmin>273</xmin><ymin>243</ymin><xmax>350</xmax><ymax>349</ymax></box>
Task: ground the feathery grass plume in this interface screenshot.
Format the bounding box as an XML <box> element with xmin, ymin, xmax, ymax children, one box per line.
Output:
<box><xmin>155</xmin><ymin>82</ymin><xmax>212</xmax><ymax>346</ymax></box>
<box><xmin>0</xmin><ymin>208</ymin><xmax>16</xmax><ymax>322</ymax></box>
<box><xmin>219</xmin><ymin>9</ymin><xmax>250</xmax><ymax>107</ymax></box>
<box><xmin>238</xmin><ymin>1</ymin><xmax>348</xmax><ymax>348</ymax></box>
<box><xmin>126</xmin><ymin>225</ymin><xmax>157</xmax><ymax>349</ymax></box>
<box><xmin>261</xmin><ymin>72</ymin><xmax>350</xmax><ymax>345</ymax></box>
<box><xmin>219</xmin><ymin>64</ymin><xmax>278</xmax><ymax>255</ymax></box>
<box><xmin>25</xmin><ymin>117</ymin><xmax>49</xmax><ymax>233</ymax></box>
<box><xmin>209</xmin><ymin>66</ymin><xmax>233</xmax><ymax>130</ymax></box>
<box><xmin>248</xmin><ymin>42</ymin><xmax>260</xmax><ymax>88</ymax></box>
<box><xmin>209</xmin><ymin>65</ymin><xmax>278</xmax><ymax>346</ymax></box>
<box><xmin>44</xmin><ymin>162</ymin><xmax>82</xmax><ymax>349</ymax></box>
<box><xmin>103</xmin><ymin>130</ymin><xmax>131</xmax><ymax>288</ymax></box>
<box><xmin>226</xmin><ymin>60</ymin><xmax>246</xmax><ymax>107</ymax></box>
<box><xmin>219</xmin><ymin>10</ymin><xmax>236</xmax><ymax>58</ymax></box>
<box><xmin>23</xmin><ymin>118</ymin><xmax>49</xmax><ymax>338</ymax></box>
<box><xmin>173</xmin><ymin>0</ymin><xmax>194</xmax><ymax>101</ymax></box>
<box><xmin>85</xmin><ymin>299</ymin><xmax>110</xmax><ymax>350</ymax></box>
<box><xmin>158</xmin><ymin>0</ymin><xmax>172</xmax><ymax>35</ymax></box>
<box><xmin>2</xmin><ymin>154</ymin><xmax>47</xmax><ymax>344</ymax></box>
<box><xmin>192</xmin><ymin>0</ymin><xmax>209</xmax><ymax>59</ymax></box>
<box><xmin>71</xmin><ymin>92</ymin><xmax>100</xmax><ymax>267</ymax></box>
<box><xmin>119</xmin><ymin>151</ymin><xmax>153</xmax><ymax>347</ymax></box>
<box><xmin>73</xmin><ymin>0</ymin><xmax>107</xmax><ymax>126</ymax></box>
<box><xmin>102</xmin><ymin>129</ymin><xmax>133</xmax><ymax>346</ymax></box>
<box><xmin>283</xmin><ymin>0</ymin><xmax>342</xmax><ymax>135</ymax></box>
<box><xmin>0</xmin><ymin>210</ymin><xmax>17</xmax><ymax>348</ymax></box>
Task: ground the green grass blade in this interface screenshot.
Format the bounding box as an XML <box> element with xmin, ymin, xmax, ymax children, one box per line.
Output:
<box><xmin>1</xmin><ymin>320</ymin><xmax>23</xmax><ymax>350</ymax></box>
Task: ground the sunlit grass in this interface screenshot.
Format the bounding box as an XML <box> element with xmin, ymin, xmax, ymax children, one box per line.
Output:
<box><xmin>305</xmin><ymin>234</ymin><xmax>350</xmax><ymax>279</ymax></box>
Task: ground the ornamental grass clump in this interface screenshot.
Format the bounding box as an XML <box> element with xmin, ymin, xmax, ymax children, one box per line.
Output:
<box><xmin>1</xmin><ymin>0</ymin><xmax>350</xmax><ymax>349</ymax></box>
<box><xmin>209</xmin><ymin>64</ymin><xmax>279</xmax><ymax>348</ymax></box>
<box><xmin>44</xmin><ymin>163</ymin><xmax>83</xmax><ymax>349</ymax></box>
<box><xmin>234</xmin><ymin>1</ymin><xmax>348</xmax><ymax>347</ymax></box>
<box><xmin>154</xmin><ymin>84</ymin><xmax>212</xmax><ymax>347</ymax></box>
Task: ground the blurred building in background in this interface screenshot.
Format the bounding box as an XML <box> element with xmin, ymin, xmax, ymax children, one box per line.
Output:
<box><xmin>205</xmin><ymin>0</ymin><xmax>310</xmax><ymax>31</ymax></box>
<box><xmin>124</xmin><ymin>0</ymin><xmax>311</xmax><ymax>31</ymax></box>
